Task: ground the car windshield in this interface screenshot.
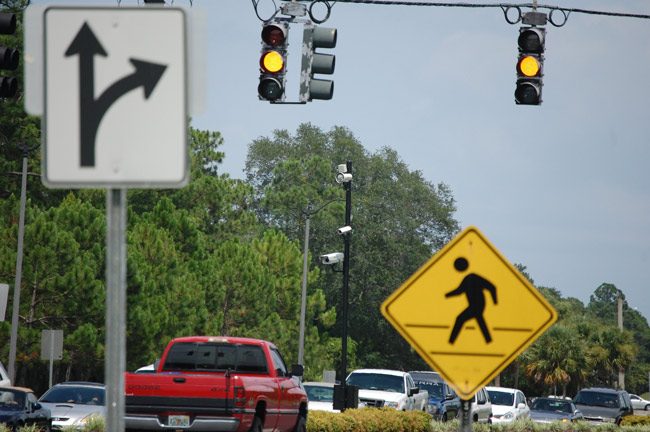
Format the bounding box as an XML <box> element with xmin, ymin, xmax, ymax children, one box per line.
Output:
<box><xmin>40</xmin><ymin>386</ymin><xmax>105</xmax><ymax>405</ymax></box>
<box><xmin>0</xmin><ymin>390</ymin><xmax>25</xmax><ymax>410</ymax></box>
<box><xmin>532</xmin><ymin>399</ymin><xmax>572</xmax><ymax>413</ymax></box>
<box><xmin>303</xmin><ymin>385</ymin><xmax>333</xmax><ymax>402</ymax></box>
<box><xmin>487</xmin><ymin>390</ymin><xmax>514</xmax><ymax>406</ymax></box>
<box><xmin>347</xmin><ymin>373</ymin><xmax>404</xmax><ymax>393</ymax></box>
<box><xmin>574</xmin><ymin>391</ymin><xmax>620</xmax><ymax>408</ymax></box>
<box><xmin>415</xmin><ymin>381</ymin><xmax>444</xmax><ymax>399</ymax></box>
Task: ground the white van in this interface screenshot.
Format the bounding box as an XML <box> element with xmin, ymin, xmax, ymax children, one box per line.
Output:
<box><xmin>0</xmin><ymin>361</ymin><xmax>10</xmax><ymax>387</ymax></box>
<box><xmin>471</xmin><ymin>387</ymin><xmax>493</xmax><ymax>423</ymax></box>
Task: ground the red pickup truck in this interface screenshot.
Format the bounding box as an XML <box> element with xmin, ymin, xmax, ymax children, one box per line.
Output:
<box><xmin>124</xmin><ymin>336</ymin><xmax>308</xmax><ymax>432</ymax></box>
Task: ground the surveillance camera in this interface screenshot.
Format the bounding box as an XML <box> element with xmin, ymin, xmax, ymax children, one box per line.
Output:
<box><xmin>337</xmin><ymin>164</ymin><xmax>347</xmax><ymax>174</ymax></box>
<box><xmin>320</xmin><ymin>252</ymin><xmax>344</xmax><ymax>265</ymax></box>
<box><xmin>337</xmin><ymin>226</ymin><xmax>352</xmax><ymax>235</ymax></box>
<box><xmin>336</xmin><ymin>172</ymin><xmax>353</xmax><ymax>184</ymax></box>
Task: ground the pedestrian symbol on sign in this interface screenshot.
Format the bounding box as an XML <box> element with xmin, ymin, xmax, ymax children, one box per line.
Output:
<box><xmin>445</xmin><ymin>257</ymin><xmax>497</xmax><ymax>344</ymax></box>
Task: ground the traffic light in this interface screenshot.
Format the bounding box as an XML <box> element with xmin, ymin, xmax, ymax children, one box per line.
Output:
<box><xmin>258</xmin><ymin>20</ymin><xmax>288</xmax><ymax>102</ymax></box>
<box><xmin>515</xmin><ymin>26</ymin><xmax>545</xmax><ymax>105</ymax></box>
<box><xmin>299</xmin><ymin>24</ymin><xmax>337</xmax><ymax>102</ymax></box>
<box><xmin>0</xmin><ymin>12</ymin><xmax>19</xmax><ymax>99</ymax></box>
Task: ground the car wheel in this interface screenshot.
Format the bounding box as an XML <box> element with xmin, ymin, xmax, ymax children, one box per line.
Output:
<box><xmin>249</xmin><ymin>416</ymin><xmax>263</xmax><ymax>432</ymax></box>
<box><xmin>442</xmin><ymin>413</ymin><xmax>448</xmax><ymax>422</ymax></box>
<box><xmin>645</xmin><ymin>405</ymin><xmax>650</xmax><ymax>411</ymax></box>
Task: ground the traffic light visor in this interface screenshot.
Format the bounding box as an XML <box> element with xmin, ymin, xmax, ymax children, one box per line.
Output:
<box><xmin>262</xmin><ymin>24</ymin><xmax>287</xmax><ymax>47</ymax></box>
<box><xmin>260</xmin><ymin>50</ymin><xmax>284</xmax><ymax>74</ymax></box>
<box><xmin>0</xmin><ymin>13</ymin><xmax>16</xmax><ymax>34</ymax></box>
<box><xmin>518</xmin><ymin>55</ymin><xmax>540</xmax><ymax>77</ymax></box>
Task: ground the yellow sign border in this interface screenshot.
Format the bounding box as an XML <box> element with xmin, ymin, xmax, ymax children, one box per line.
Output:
<box><xmin>381</xmin><ymin>226</ymin><xmax>558</xmax><ymax>399</ymax></box>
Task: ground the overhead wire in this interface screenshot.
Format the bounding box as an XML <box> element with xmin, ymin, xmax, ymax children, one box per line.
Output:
<box><xmin>304</xmin><ymin>0</ymin><xmax>650</xmax><ymax>20</ymax></box>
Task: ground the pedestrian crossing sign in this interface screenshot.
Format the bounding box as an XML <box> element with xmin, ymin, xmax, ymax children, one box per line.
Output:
<box><xmin>381</xmin><ymin>226</ymin><xmax>557</xmax><ymax>400</ymax></box>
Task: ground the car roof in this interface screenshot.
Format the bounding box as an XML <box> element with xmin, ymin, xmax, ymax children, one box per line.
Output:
<box><xmin>349</xmin><ymin>369</ymin><xmax>407</xmax><ymax>377</ymax></box>
<box><xmin>51</xmin><ymin>381</ymin><xmax>104</xmax><ymax>388</ymax></box>
<box><xmin>578</xmin><ymin>387</ymin><xmax>623</xmax><ymax>394</ymax></box>
<box><xmin>486</xmin><ymin>386</ymin><xmax>519</xmax><ymax>393</ymax></box>
<box><xmin>0</xmin><ymin>386</ymin><xmax>33</xmax><ymax>393</ymax></box>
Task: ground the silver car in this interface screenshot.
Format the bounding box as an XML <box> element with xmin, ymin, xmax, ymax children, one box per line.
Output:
<box><xmin>629</xmin><ymin>394</ymin><xmax>650</xmax><ymax>411</ymax></box>
<box><xmin>38</xmin><ymin>382</ymin><xmax>105</xmax><ymax>430</ymax></box>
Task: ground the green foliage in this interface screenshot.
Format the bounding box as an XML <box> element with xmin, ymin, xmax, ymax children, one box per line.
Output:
<box><xmin>245</xmin><ymin>123</ymin><xmax>460</xmax><ymax>372</ymax></box>
<box><xmin>622</xmin><ymin>416</ymin><xmax>650</xmax><ymax>427</ymax></box>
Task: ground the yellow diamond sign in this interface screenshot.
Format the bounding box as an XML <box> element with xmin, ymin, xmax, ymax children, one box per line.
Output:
<box><xmin>381</xmin><ymin>226</ymin><xmax>557</xmax><ymax>400</ymax></box>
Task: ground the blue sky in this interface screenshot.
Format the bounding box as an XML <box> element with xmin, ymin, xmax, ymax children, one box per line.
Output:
<box><xmin>31</xmin><ymin>0</ymin><xmax>650</xmax><ymax>323</ymax></box>
<box><xmin>191</xmin><ymin>0</ymin><xmax>650</xmax><ymax>322</ymax></box>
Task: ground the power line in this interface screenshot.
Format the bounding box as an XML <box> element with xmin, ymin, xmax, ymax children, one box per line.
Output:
<box><xmin>320</xmin><ymin>1</ymin><xmax>650</xmax><ymax>20</ymax></box>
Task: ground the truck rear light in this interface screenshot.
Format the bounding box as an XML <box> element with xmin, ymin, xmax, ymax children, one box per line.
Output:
<box><xmin>233</xmin><ymin>386</ymin><xmax>246</xmax><ymax>406</ymax></box>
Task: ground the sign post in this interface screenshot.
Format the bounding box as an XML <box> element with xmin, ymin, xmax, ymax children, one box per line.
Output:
<box><xmin>381</xmin><ymin>226</ymin><xmax>557</xmax><ymax>429</ymax></box>
<box><xmin>41</xmin><ymin>329</ymin><xmax>63</xmax><ymax>388</ymax></box>
<box><xmin>37</xmin><ymin>7</ymin><xmax>188</xmax><ymax>432</ymax></box>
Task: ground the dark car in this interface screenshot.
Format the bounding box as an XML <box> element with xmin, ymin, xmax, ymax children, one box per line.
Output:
<box><xmin>0</xmin><ymin>386</ymin><xmax>52</xmax><ymax>432</ymax></box>
<box><xmin>529</xmin><ymin>397</ymin><xmax>583</xmax><ymax>423</ymax></box>
<box><xmin>409</xmin><ymin>371</ymin><xmax>461</xmax><ymax>421</ymax></box>
<box><xmin>573</xmin><ymin>387</ymin><xmax>633</xmax><ymax>425</ymax></box>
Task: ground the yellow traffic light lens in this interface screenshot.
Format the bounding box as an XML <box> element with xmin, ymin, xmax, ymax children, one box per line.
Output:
<box><xmin>260</xmin><ymin>51</ymin><xmax>284</xmax><ymax>74</ymax></box>
<box><xmin>518</xmin><ymin>55</ymin><xmax>540</xmax><ymax>77</ymax></box>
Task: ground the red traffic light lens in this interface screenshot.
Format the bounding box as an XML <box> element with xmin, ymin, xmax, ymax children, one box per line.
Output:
<box><xmin>518</xmin><ymin>28</ymin><xmax>544</xmax><ymax>53</ymax></box>
<box><xmin>262</xmin><ymin>24</ymin><xmax>286</xmax><ymax>47</ymax></box>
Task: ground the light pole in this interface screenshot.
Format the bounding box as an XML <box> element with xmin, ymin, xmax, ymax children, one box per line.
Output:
<box><xmin>319</xmin><ymin>161</ymin><xmax>355</xmax><ymax>411</ymax></box>
<box><xmin>298</xmin><ymin>199</ymin><xmax>340</xmax><ymax>369</ymax></box>
<box><xmin>339</xmin><ymin>161</ymin><xmax>352</xmax><ymax>402</ymax></box>
<box><xmin>8</xmin><ymin>142</ymin><xmax>30</xmax><ymax>383</ymax></box>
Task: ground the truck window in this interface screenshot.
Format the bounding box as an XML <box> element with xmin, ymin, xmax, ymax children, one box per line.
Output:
<box><xmin>269</xmin><ymin>348</ymin><xmax>288</xmax><ymax>376</ymax></box>
<box><xmin>163</xmin><ymin>342</ymin><xmax>268</xmax><ymax>373</ymax></box>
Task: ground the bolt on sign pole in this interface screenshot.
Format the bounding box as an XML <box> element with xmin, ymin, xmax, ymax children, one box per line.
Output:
<box><xmin>106</xmin><ymin>189</ymin><xmax>127</xmax><ymax>432</ymax></box>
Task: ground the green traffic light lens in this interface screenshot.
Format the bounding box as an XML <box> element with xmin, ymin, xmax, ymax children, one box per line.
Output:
<box><xmin>258</xmin><ymin>77</ymin><xmax>283</xmax><ymax>101</ymax></box>
<box><xmin>515</xmin><ymin>81</ymin><xmax>541</xmax><ymax>105</ymax></box>
<box><xmin>518</xmin><ymin>56</ymin><xmax>540</xmax><ymax>77</ymax></box>
<box><xmin>260</xmin><ymin>51</ymin><xmax>284</xmax><ymax>74</ymax></box>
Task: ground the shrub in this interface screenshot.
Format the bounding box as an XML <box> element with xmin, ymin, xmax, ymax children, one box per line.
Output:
<box><xmin>307</xmin><ymin>408</ymin><xmax>431</xmax><ymax>432</ymax></box>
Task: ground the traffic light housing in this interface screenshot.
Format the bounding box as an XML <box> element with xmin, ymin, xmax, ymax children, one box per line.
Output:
<box><xmin>259</xmin><ymin>21</ymin><xmax>289</xmax><ymax>102</ymax></box>
<box><xmin>300</xmin><ymin>24</ymin><xmax>337</xmax><ymax>102</ymax></box>
<box><xmin>515</xmin><ymin>26</ymin><xmax>545</xmax><ymax>105</ymax></box>
<box><xmin>0</xmin><ymin>12</ymin><xmax>19</xmax><ymax>99</ymax></box>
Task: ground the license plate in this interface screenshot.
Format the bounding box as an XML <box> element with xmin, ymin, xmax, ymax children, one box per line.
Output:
<box><xmin>168</xmin><ymin>415</ymin><xmax>190</xmax><ymax>427</ymax></box>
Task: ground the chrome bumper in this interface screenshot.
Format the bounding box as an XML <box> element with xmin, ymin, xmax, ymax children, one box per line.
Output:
<box><xmin>124</xmin><ymin>415</ymin><xmax>240</xmax><ymax>431</ymax></box>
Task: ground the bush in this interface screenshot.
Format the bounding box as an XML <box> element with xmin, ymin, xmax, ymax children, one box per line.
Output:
<box><xmin>622</xmin><ymin>415</ymin><xmax>650</xmax><ymax>427</ymax></box>
<box><xmin>307</xmin><ymin>408</ymin><xmax>431</xmax><ymax>432</ymax></box>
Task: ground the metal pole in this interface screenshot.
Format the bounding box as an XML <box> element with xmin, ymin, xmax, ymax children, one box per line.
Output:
<box><xmin>341</xmin><ymin>161</ymin><xmax>352</xmax><ymax>409</ymax></box>
<box><xmin>617</xmin><ymin>293</ymin><xmax>624</xmax><ymax>389</ymax></box>
<box><xmin>298</xmin><ymin>215</ymin><xmax>310</xmax><ymax>367</ymax></box>
<box><xmin>49</xmin><ymin>331</ymin><xmax>54</xmax><ymax>388</ymax></box>
<box><xmin>460</xmin><ymin>399</ymin><xmax>472</xmax><ymax>432</ymax></box>
<box><xmin>106</xmin><ymin>189</ymin><xmax>127</xmax><ymax>432</ymax></box>
<box><xmin>8</xmin><ymin>145</ymin><xmax>28</xmax><ymax>383</ymax></box>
